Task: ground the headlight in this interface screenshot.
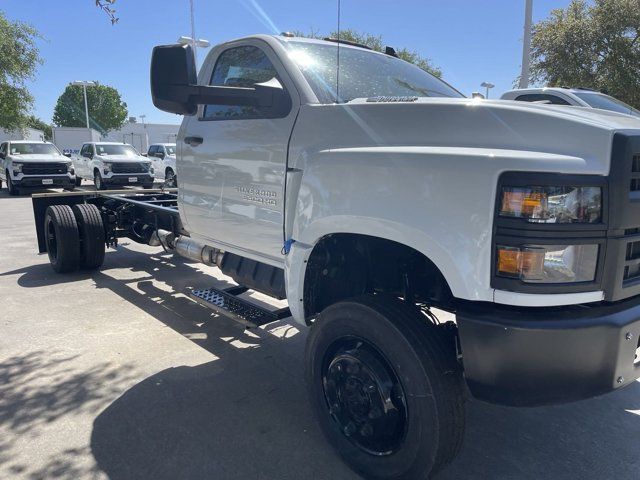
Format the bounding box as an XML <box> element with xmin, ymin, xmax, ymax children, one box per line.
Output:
<box><xmin>496</xmin><ymin>244</ymin><xmax>599</xmax><ymax>283</ymax></box>
<box><xmin>103</xmin><ymin>162</ymin><xmax>113</xmax><ymax>174</ymax></box>
<box><xmin>66</xmin><ymin>162</ymin><xmax>74</xmax><ymax>173</ymax></box>
<box><xmin>12</xmin><ymin>162</ymin><xmax>23</xmax><ymax>174</ymax></box>
<box><xmin>142</xmin><ymin>162</ymin><xmax>151</xmax><ymax>172</ymax></box>
<box><xmin>499</xmin><ymin>185</ymin><xmax>602</xmax><ymax>223</ymax></box>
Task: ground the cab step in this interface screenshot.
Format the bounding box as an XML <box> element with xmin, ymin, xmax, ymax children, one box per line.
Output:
<box><xmin>188</xmin><ymin>285</ymin><xmax>291</xmax><ymax>328</ymax></box>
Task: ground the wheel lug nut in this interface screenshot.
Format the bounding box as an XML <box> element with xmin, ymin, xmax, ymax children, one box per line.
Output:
<box><xmin>360</xmin><ymin>423</ymin><xmax>374</xmax><ymax>437</ymax></box>
<box><xmin>343</xmin><ymin>422</ymin><xmax>356</xmax><ymax>437</ymax></box>
<box><xmin>365</xmin><ymin>383</ymin><xmax>377</xmax><ymax>394</ymax></box>
<box><xmin>368</xmin><ymin>407</ymin><xmax>382</xmax><ymax>419</ymax></box>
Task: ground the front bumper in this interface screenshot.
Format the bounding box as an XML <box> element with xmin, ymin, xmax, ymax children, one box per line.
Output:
<box><xmin>457</xmin><ymin>297</ymin><xmax>640</xmax><ymax>406</ymax></box>
<box><xmin>103</xmin><ymin>174</ymin><xmax>154</xmax><ymax>186</ymax></box>
<box><xmin>13</xmin><ymin>175</ymin><xmax>74</xmax><ymax>189</ymax></box>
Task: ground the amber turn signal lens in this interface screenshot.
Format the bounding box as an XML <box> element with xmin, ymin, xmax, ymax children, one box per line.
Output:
<box><xmin>496</xmin><ymin>246</ymin><xmax>545</xmax><ymax>280</ymax></box>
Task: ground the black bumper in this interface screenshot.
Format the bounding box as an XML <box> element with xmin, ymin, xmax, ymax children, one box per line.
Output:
<box><xmin>103</xmin><ymin>174</ymin><xmax>154</xmax><ymax>187</ymax></box>
<box><xmin>457</xmin><ymin>297</ymin><xmax>640</xmax><ymax>406</ymax></box>
<box><xmin>14</xmin><ymin>176</ymin><xmax>74</xmax><ymax>189</ymax></box>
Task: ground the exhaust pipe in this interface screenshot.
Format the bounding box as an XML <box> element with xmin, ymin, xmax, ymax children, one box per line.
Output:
<box><xmin>149</xmin><ymin>230</ymin><xmax>223</xmax><ymax>266</ymax></box>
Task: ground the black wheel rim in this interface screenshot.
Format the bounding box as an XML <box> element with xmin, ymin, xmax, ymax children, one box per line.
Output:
<box><xmin>46</xmin><ymin>217</ymin><xmax>58</xmax><ymax>261</ymax></box>
<box><xmin>166</xmin><ymin>171</ymin><xmax>175</xmax><ymax>187</ymax></box>
<box><xmin>322</xmin><ymin>337</ymin><xmax>408</xmax><ymax>456</ymax></box>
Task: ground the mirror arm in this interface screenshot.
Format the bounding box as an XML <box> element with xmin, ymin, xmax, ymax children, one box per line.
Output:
<box><xmin>166</xmin><ymin>85</ymin><xmax>273</xmax><ymax>108</ymax></box>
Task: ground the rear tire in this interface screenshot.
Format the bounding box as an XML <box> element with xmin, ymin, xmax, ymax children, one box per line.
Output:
<box><xmin>305</xmin><ymin>294</ymin><xmax>466</xmax><ymax>480</ymax></box>
<box><xmin>75</xmin><ymin>176</ymin><xmax>82</xmax><ymax>187</ymax></box>
<box><xmin>6</xmin><ymin>173</ymin><xmax>19</xmax><ymax>196</ymax></box>
<box><xmin>72</xmin><ymin>203</ymin><xmax>105</xmax><ymax>270</ymax></box>
<box><xmin>44</xmin><ymin>205</ymin><xmax>80</xmax><ymax>273</ymax></box>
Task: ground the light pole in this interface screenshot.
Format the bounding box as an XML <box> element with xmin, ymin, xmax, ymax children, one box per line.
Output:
<box><xmin>139</xmin><ymin>114</ymin><xmax>146</xmax><ymax>127</ymax></box>
<box><xmin>177</xmin><ymin>36</ymin><xmax>210</xmax><ymax>64</ymax></box>
<box><xmin>71</xmin><ymin>80</ymin><xmax>96</xmax><ymax>129</ymax></box>
<box><xmin>481</xmin><ymin>82</ymin><xmax>495</xmax><ymax>99</ymax></box>
<box><xmin>519</xmin><ymin>0</ymin><xmax>533</xmax><ymax>89</ymax></box>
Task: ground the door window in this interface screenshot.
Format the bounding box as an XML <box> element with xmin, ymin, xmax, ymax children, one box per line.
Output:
<box><xmin>203</xmin><ymin>45</ymin><xmax>282</xmax><ymax>120</ymax></box>
<box><xmin>514</xmin><ymin>94</ymin><xmax>571</xmax><ymax>105</ymax></box>
<box><xmin>0</xmin><ymin>143</ymin><xmax>6</xmax><ymax>158</ymax></box>
<box><xmin>148</xmin><ymin>145</ymin><xmax>157</xmax><ymax>157</ymax></box>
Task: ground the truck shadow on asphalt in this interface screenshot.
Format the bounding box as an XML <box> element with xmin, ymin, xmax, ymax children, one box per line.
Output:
<box><xmin>3</xmin><ymin>247</ymin><xmax>640</xmax><ymax>479</ymax></box>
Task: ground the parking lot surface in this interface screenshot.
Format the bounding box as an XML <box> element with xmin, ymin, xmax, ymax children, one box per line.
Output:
<box><xmin>1</xmin><ymin>187</ymin><xmax>639</xmax><ymax>480</ymax></box>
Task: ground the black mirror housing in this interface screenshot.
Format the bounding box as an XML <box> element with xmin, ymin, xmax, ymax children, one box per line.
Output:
<box><xmin>151</xmin><ymin>43</ymin><xmax>199</xmax><ymax>115</ymax></box>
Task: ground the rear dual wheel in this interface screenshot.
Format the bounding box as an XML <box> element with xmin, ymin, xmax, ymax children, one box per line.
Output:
<box><xmin>306</xmin><ymin>295</ymin><xmax>466</xmax><ymax>480</ymax></box>
<box><xmin>44</xmin><ymin>204</ymin><xmax>105</xmax><ymax>273</ymax></box>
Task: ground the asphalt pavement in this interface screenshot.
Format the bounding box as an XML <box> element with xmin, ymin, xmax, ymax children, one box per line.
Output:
<box><xmin>0</xmin><ymin>186</ymin><xmax>639</xmax><ymax>480</ymax></box>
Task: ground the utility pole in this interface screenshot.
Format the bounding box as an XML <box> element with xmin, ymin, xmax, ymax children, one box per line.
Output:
<box><xmin>519</xmin><ymin>0</ymin><xmax>533</xmax><ymax>89</ymax></box>
<box><xmin>71</xmin><ymin>81</ymin><xmax>96</xmax><ymax>129</ymax></box>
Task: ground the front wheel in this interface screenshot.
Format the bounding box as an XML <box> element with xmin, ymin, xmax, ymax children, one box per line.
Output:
<box><xmin>164</xmin><ymin>169</ymin><xmax>177</xmax><ymax>188</ymax></box>
<box><xmin>6</xmin><ymin>174</ymin><xmax>20</xmax><ymax>196</ymax></box>
<box><xmin>306</xmin><ymin>295</ymin><xmax>466</xmax><ymax>480</ymax></box>
<box><xmin>75</xmin><ymin>176</ymin><xmax>82</xmax><ymax>187</ymax></box>
<box><xmin>94</xmin><ymin>171</ymin><xmax>106</xmax><ymax>191</ymax></box>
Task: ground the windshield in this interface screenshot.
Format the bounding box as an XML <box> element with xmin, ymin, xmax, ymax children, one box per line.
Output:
<box><xmin>165</xmin><ymin>145</ymin><xmax>176</xmax><ymax>155</ymax></box>
<box><xmin>282</xmin><ymin>40</ymin><xmax>464</xmax><ymax>103</ymax></box>
<box><xmin>10</xmin><ymin>143</ymin><xmax>60</xmax><ymax>155</ymax></box>
<box><xmin>96</xmin><ymin>144</ymin><xmax>139</xmax><ymax>157</ymax></box>
<box><xmin>573</xmin><ymin>92</ymin><xmax>640</xmax><ymax>117</ymax></box>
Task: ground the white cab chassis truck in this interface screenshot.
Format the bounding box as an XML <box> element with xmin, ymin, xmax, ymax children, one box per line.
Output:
<box><xmin>72</xmin><ymin>142</ymin><xmax>154</xmax><ymax>190</ymax></box>
<box><xmin>1</xmin><ymin>140</ymin><xmax>75</xmax><ymax>195</ymax></box>
<box><xmin>32</xmin><ymin>36</ymin><xmax>640</xmax><ymax>479</ymax></box>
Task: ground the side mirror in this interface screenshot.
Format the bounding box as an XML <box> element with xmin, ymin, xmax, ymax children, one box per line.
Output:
<box><xmin>141</xmin><ymin>153</ymin><xmax>148</xmax><ymax>157</ymax></box>
<box><xmin>63</xmin><ymin>152</ymin><xmax>71</xmax><ymax>158</ymax></box>
<box><xmin>0</xmin><ymin>153</ymin><xmax>5</xmax><ymax>159</ymax></box>
<box><xmin>150</xmin><ymin>44</ymin><xmax>291</xmax><ymax>116</ymax></box>
<box><xmin>157</xmin><ymin>152</ymin><xmax>165</xmax><ymax>159</ymax></box>
<box><xmin>471</xmin><ymin>92</ymin><xmax>485</xmax><ymax>99</ymax></box>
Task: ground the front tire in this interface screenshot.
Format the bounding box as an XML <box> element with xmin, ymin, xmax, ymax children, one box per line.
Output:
<box><xmin>165</xmin><ymin>168</ymin><xmax>176</xmax><ymax>188</ymax></box>
<box><xmin>94</xmin><ymin>170</ymin><xmax>106</xmax><ymax>190</ymax></box>
<box><xmin>72</xmin><ymin>203</ymin><xmax>105</xmax><ymax>270</ymax></box>
<box><xmin>6</xmin><ymin>174</ymin><xmax>20</xmax><ymax>196</ymax></box>
<box><xmin>306</xmin><ymin>295</ymin><xmax>466</xmax><ymax>480</ymax></box>
<box><xmin>44</xmin><ymin>205</ymin><xmax>81</xmax><ymax>273</ymax></box>
<box><xmin>75</xmin><ymin>176</ymin><xmax>82</xmax><ymax>187</ymax></box>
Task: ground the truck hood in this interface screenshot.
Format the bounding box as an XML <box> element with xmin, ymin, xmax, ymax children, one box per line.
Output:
<box><xmin>7</xmin><ymin>154</ymin><xmax>69</xmax><ymax>163</ymax></box>
<box><xmin>291</xmin><ymin>97</ymin><xmax>640</xmax><ymax>178</ymax></box>
<box><xmin>96</xmin><ymin>155</ymin><xmax>148</xmax><ymax>162</ymax></box>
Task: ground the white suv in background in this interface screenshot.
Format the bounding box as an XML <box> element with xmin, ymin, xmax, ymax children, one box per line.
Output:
<box><xmin>501</xmin><ymin>87</ymin><xmax>640</xmax><ymax>118</ymax></box>
<box><xmin>73</xmin><ymin>142</ymin><xmax>154</xmax><ymax>190</ymax></box>
<box><xmin>0</xmin><ymin>140</ymin><xmax>75</xmax><ymax>195</ymax></box>
<box><xmin>147</xmin><ymin>143</ymin><xmax>177</xmax><ymax>186</ymax></box>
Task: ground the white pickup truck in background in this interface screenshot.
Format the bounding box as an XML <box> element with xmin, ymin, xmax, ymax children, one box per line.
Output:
<box><xmin>147</xmin><ymin>143</ymin><xmax>177</xmax><ymax>186</ymax></box>
<box><xmin>72</xmin><ymin>142</ymin><xmax>154</xmax><ymax>190</ymax></box>
<box><xmin>0</xmin><ymin>140</ymin><xmax>75</xmax><ymax>195</ymax></box>
<box><xmin>32</xmin><ymin>35</ymin><xmax>640</xmax><ymax>479</ymax></box>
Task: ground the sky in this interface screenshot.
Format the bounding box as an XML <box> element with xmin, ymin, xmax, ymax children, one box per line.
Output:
<box><xmin>3</xmin><ymin>0</ymin><xmax>574</xmax><ymax>125</ymax></box>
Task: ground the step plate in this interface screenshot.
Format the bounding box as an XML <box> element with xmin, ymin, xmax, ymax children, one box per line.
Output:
<box><xmin>189</xmin><ymin>286</ymin><xmax>291</xmax><ymax>327</ymax></box>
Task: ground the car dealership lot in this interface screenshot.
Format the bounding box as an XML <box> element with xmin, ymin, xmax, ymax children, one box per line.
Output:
<box><xmin>1</xmin><ymin>188</ymin><xmax>639</xmax><ymax>480</ymax></box>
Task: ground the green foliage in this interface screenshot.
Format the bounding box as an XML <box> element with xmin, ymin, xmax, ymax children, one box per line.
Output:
<box><xmin>293</xmin><ymin>28</ymin><xmax>442</xmax><ymax>77</ymax></box>
<box><xmin>530</xmin><ymin>0</ymin><xmax>640</xmax><ymax>108</ymax></box>
<box><xmin>0</xmin><ymin>10</ymin><xmax>42</xmax><ymax>130</ymax></box>
<box><xmin>26</xmin><ymin>116</ymin><xmax>52</xmax><ymax>140</ymax></box>
<box><xmin>53</xmin><ymin>82</ymin><xmax>128</xmax><ymax>134</ymax></box>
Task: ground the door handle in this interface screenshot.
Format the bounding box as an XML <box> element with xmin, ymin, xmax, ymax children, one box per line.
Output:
<box><xmin>184</xmin><ymin>136</ymin><xmax>203</xmax><ymax>147</ymax></box>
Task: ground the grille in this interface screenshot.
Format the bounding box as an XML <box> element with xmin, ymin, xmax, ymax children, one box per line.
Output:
<box><xmin>630</xmin><ymin>155</ymin><xmax>640</xmax><ymax>192</ymax></box>
<box><xmin>111</xmin><ymin>162</ymin><xmax>147</xmax><ymax>174</ymax></box>
<box><xmin>21</xmin><ymin>162</ymin><xmax>67</xmax><ymax>175</ymax></box>
<box><xmin>624</xmin><ymin>238</ymin><xmax>640</xmax><ymax>282</ymax></box>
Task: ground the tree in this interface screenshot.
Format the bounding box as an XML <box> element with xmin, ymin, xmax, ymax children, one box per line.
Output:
<box><xmin>96</xmin><ymin>0</ymin><xmax>118</xmax><ymax>24</ymax></box>
<box><xmin>294</xmin><ymin>29</ymin><xmax>442</xmax><ymax>77</ymax></box>
<box><xmin>53</xmin><ymin>82</ymin><xmax>128</xmax><ymax>134</ymax></box>
<box><xmin>0</xmin><ymin>10</ymin><xmax>42</xmax><ymax>131</ymax></box>
<box><xmin>26</xmin><ymin>116</ymin><xmax>52</xmax><ymax>140</ymax></box>
<box><xmin>530</xmin><ymin>0</ymin><xmax>640</xmax><ymax>108</ymax></box>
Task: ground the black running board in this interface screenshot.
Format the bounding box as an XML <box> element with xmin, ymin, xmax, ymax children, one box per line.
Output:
<box><xmin>188</xmin><ymin>285</ymin><xmax>291</xmax><ymax>328</ymax></box>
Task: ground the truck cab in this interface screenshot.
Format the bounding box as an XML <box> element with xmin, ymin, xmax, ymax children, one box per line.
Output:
<box><xmin>146</xmin><ymin>143</ymin><xmax>177</xmax><ymax>186</ymax></box>
<box><xmin>73</xmin><ymin>142</ymin><xmax>154</xmax><ymax>190</ymax></box>
<box><xmin>0</xmin><ymin>140</ymin><xmax>75</xmax><ymax>195</ymax></box>
<box><xmin>34</xmin><ymin>34</ymin><xmax>640</xmax><ymax>480</ymax></box>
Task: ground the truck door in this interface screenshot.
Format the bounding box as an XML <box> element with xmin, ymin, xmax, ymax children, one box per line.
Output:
<box><xmin>179</xmin><ymin>41</ymin><xmax>299</xmax><ymax>264</ymax></box>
